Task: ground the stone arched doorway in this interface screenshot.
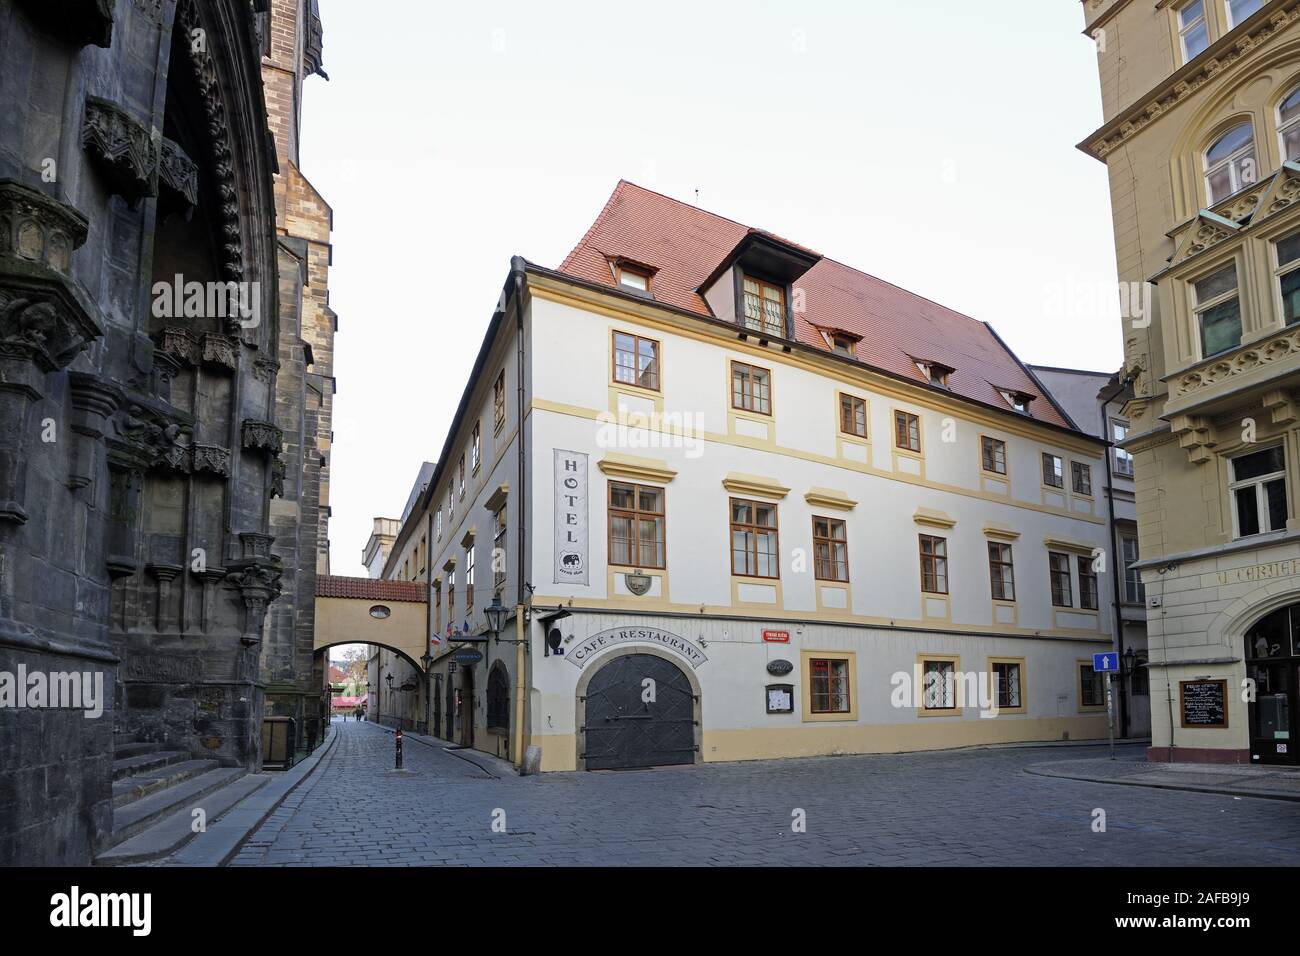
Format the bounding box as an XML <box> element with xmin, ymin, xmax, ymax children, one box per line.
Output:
<box><xmin>576</xmin><ymin>650</ymin><xmax>700</xmax><ymax>771</ymax></box>
<box><xmin>1244</xmin><ymin>604</ymin><xmax>1300</xmax><ymax>765</ymax></box>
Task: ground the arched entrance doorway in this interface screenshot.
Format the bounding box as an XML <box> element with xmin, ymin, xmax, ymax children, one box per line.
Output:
<box><xmin>1244</xmin><ymin>605</ymin><xmax>1300</xmax><ymax>765</ymax></box>
<box><xmin>579</xmin><ymin>652</ymin><xmax>698</xmax><ymax>770</ymax></box>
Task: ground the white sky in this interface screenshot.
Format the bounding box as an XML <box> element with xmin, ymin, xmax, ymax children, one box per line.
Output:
<box><xmin>301</xmin><ymin>0</ymin><xmax>1119</xmax><ymax>577</ymax></box>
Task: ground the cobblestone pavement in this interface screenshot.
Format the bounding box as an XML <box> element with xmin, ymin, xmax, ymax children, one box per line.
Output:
<box><xmin>229</xmin><ymin>719</ymin><xmax>1300</xmax><ymax>866</ymax></box>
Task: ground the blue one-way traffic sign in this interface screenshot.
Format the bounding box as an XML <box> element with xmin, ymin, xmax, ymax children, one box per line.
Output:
<box><xmin>1093</xmin><ymin>651</ymin><xmax>1120</xmax><ymax>673</ymax></box>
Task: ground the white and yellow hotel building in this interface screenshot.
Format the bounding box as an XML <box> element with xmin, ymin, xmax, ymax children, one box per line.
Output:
<box><xmin>382</xmin><ymin>182</ymin><xmax>1115</xmax><ymax>772</ymax></box>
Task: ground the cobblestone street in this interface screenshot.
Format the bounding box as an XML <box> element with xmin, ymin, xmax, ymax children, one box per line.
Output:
<box><xmin>229</xmin><ymin>719</ymin><xmax>1300</xmax><ymax>866</ymax></box>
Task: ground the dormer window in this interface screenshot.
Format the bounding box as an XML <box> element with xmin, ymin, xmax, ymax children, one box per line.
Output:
<box><xmin>915</xmin><ymin>360</ymin><xmax>952</xmax><ymax>389</ymax></box>
<box><xmin>999</xmin><ymin>389</ymin><xmax>1033</xmax><ymax>414</ymax></box>
<box><xmin>616</xmin><ymin>264</ymin><xmax>652</xmax><ymax>293</ymax></box>
<box><xmin>832</xmin><ymin>334</ymin><xmax>856</xmax><ymax>357</ymax></box>
<box><xmin>742</xmin><ymin>276</ymin><xmax>786</xmax><ymax>338</ymax></box>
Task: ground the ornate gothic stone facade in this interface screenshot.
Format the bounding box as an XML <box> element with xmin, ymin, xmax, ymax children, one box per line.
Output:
<box><xmin>0</xmin><ymin>0</ymin><xmax>321</xmax><ymax>864</ymax></box>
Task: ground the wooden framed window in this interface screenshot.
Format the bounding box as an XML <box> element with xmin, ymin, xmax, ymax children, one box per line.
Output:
<box><xmin>1071</xmin><ymin>461</ymin><xmax>1092</xmax><ymax>496</ymax></box>
<box><xmin>609</xmin><ymin>482</ymin><xmax>665</xmax><ymax>569</ymax></box>
<box><xmin>447</xmin><ymin>491</ymin><xmax>454</xmax><ymax>524</ymax></box>
<box><xmin>809</xmin><ymin>658</ymin><xmax>851</xmax><ymax>714</ymax></box>
<box><xmin>493</xmin><ymin>370</ymin><xmax>506</xmax><ymax>431</ymax></box>
<box><xmin>616</xmin><ymin>264</ymin><xmax>652</xmax><ymax>292</ymax></box>
<box><xmin>1079</xmin><ymin>663</ymin><xmax>1106</xmax><ymax>708</ymax></box>
<box><xmin>988</xmin><ymin>541</ymin><xmax>1015</xmax><ymax>602</ymax></box>
<box><xmin>731</xmin><ymin>361</ymin><xmax>771</xmax><ymax>415</ymax></box>
<box><xmin>1042</xmin><ymin>453</ymin><xmax>1064</xmax><ymax>488</ymax></box>
<box><xmin>1049</xmin><ymin>551</ymin><xmax>1072</xmax><ymax>607</ymax></box>
<box><xmin>447</xmin><ymin>569</ymin><xmax>456</xmax><ymax>619</ymax></box>
<box><xmin>434</xmin><ymin>582</ymin><xmax>442</xmax><ymax>632</ymax></box>
<box><xmin>465</xmin><ymin>544</ymin><xmax>475</xmax><ymax>612</ymax></box>
<box><xmin>918</xmin><ymin>534</ymin><xmax>948</xmax><ymax>594</ymax></box>
<box><xmin>921</xmin><ymin>658</ymin><xmax>957</xmax><ymax>711</ymax></box>
<box><xmin>730</xmin><ymin>497</ymin><xmax>779</xmax><ymax>578</ymax></box>
<box><xmin>458</xmin><ymin>454</ymin><xmax>466</xmax><ymax>497</ymax></box>
<box><xmin>895</xmin><ymin>410</ymin><xmax>920</xmax><ymax>452</ymax></box>
<box><xmin>812</xmin><ymin>516</ymin><xmax>849</xmax><ymax>582</ymax></box>
<box><xmin>1077</xmin><ymin>555</ymin><xmax>1099</xmax><ymax>610</ymax></box>
<box><xmin>612</xmin><ymin>331</ymin><xmax>660</xmax><ymax>391</ymax></box>
<box><xmin>991</xmin><ymin>660</ymin><xmax>1023</xmax><ymax>710</ymax></box>
<box><xmin>831</xmin><ymin>333</ymin><xmax>856</xmax><ymax>357</ymax></box>
<box><xmin>434</xmin><ymin>508</ymin><xmax>442</xmax><ymax>541</ymax></box>
<box><xmin>981</xmin><ymin>436</ymin><xmax>1006</xmax><ymax>475</ymax></box>
<box><xmin>1194</xmin><ymin>262</ymin><xmax>1242</xmax><ymax>357</ymax></box>
<box><xmin>839</xmin><ymin>393</ymin><xmax>867</xmax><ymax>438</ymax></box>
<box><xmin>493</xmin><ymin>505</ymin><xmax>507</xmax><ymax>589</ymax></box>
<box><xmin>470</xmin><ymin>421</ymin><xmax>481</xmax><ymax>473</ymax></box>
<box><xmin>742</xmin><ymin>275</ymin><xmax>786</xmax><ymax>337</ymax></box>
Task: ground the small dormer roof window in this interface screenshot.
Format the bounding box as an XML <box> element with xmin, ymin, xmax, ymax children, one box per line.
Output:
<box><xmin>914</xmin><ymin>359</ymin><xmax>953</xmax><ymax>389</ymax></box>
<box><xmin>609</xmin><ymin>257</ymin><xmax>656</xmax><ymax>296</ymax></box>
<box><xmin>998</xmin><ymin>388</ymin><xmax>1034</xmax><ymax>414</ymax></box>
<box><xmin>827</xmin><ymin>331</ymin><xmax>859</xmax><ymax>357</ymax></box>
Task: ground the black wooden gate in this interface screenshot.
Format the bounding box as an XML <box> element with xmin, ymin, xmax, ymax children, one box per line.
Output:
<box><xmin>582</xmin><ymin>653</ymin><xmax>696</xmax><ymax>770</ymax></box>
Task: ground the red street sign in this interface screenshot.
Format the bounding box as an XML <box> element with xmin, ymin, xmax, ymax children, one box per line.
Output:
<box><xmin>762</xmin><ymin>630</ymin><xmax>790</xmax><ymax>643</ymax></box>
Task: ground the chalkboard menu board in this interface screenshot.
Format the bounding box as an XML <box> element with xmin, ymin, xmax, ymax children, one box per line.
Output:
<box><xmin>1180</xmin><ymin>680</ymin><xmax>1228</xmax><ymax>729</ymax></box>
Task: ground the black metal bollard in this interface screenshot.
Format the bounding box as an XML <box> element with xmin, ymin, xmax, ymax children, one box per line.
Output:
<box><xmin>395</xmin><ymin>727</ymin><xmax>403</xmax><ymax>770</ymax></box>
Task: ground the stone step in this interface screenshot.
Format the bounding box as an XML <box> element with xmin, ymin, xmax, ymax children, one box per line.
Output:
<box><xmin>112</xmin><ymin>758</ymin><xmax>218</xmax><ymax>807</ymax></box>
<box><xmin>107</xmin><ymin>765</ymin><xmax>246</xmax><ymax>847</ymax></box>
<box><xmin>112</xmin><ymin>749</ymin><xmax>190</xmax><ymax>781</ymax></box>
<box><xmin>97</xmin><ymin>772</ymin><xmax>271</xmax><ymax>866</ymax></box>
<box><xmin>113</xmin><ymin>741</ymin><xmax>165</xmax><ymax>760</ymax></box>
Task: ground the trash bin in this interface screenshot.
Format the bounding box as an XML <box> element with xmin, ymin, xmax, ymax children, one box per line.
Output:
<box><xmin>262</xmin><ymin>716</ymin><xmax>297</xmax><ymax>770</ymax></box>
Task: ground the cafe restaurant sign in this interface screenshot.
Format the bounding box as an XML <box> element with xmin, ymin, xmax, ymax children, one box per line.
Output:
<box><xmin>1215</xmin><ymin>559</ymin><xmax>1300</xmax><ymax>586</ymax></box>
<box><xmin>568</xmin><ymin>627</ymin><xmax>709</xmax><ymax>670</ymax></box>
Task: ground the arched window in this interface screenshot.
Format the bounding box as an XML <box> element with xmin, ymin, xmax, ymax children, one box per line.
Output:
<box><xmin>1280</xmin><ymin>87</ymin><xmax>1300</xmax><ymax>164</ymax></box>
<box><xmin>1204</xmin><ymin>123</ymin><xmax>1257</xmax><ymax>204</ymax></box>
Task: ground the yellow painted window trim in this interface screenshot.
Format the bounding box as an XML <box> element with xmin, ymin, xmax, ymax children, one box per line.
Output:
<box><xmin>1043</xmin><ymin>536</ymin><xmax>1096</xmax><ymax>556</ymax></box>
<box><xmin>722</xmin><ymin>473</ymin><xmax>790</xmax><ymax>499</ymax></box>
<box><xmin>596</xmin><ymin>453</ymin><xmax>678</xmax><ymax>485</ymax></box>
<box><xmin>913</xmin><ymin>507</ymin><xmax>956</xmax><ymax>529</ymax></box>
<box><xmin>915</xmin><ymin>653</ymin><xmax>962</xmax><ymax>716</ymax></box>
<box><xmin>987</xmin><ymin>656</ymin><xmax>1028</xmax><ymax>716</ymax></box>
<box><xmin>804</xmin><ymin>488</ymin><xmax>857</xmax><ymax>511</ymax></box>
<box><xmin>483</xmin><ymin>483</ymin><xmax>509</xmax><ymax>513</ymax></box>
<box><xmin>1077</xmin><ymin>660</ymin><xmax>1109</xmax><ymax>712</ymax></box>
<box><xmin>800</xmin><ymin>649</ymin><xmax>859</xmax><ymax>722</ymax></box>
<box><xmin>982</xmin><ymin>523</ymin><xmax>1021</xmax><ymax>540</ymax></box>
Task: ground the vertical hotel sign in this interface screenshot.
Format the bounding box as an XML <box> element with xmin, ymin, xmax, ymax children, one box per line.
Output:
<box><xmin>554</xmin><ymin>449</ymin><xmax>589</xmax><ymax>585</ymax></box>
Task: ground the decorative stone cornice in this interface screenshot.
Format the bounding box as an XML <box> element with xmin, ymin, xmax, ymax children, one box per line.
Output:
<box><xmin>16</xmin><ymin>0</ymin><xmax>114</xmax><ymax>48</ymax></box>
<box><xmin>1161</xmin><ymin>164</ymin><xmax>1300</xmax><ymax>274</ymax></box>
<box><xmin>155</xmin><ymin>326</ymin><xmax>199</xmax><ymax>365</ymax></box>
<box><xmin>1171</xmin><ymin>325</ymin><xmax>1300</xmax><ymax>400</ymax></box>
<box><xmin>1166</xmin><ymin>209</ymin><xmax>1242</xmax><ymax>270</ymax></box>
<box><xmin>1082</xmin><ymin>1</ymin><xmax>1300</xmax><ymax>160</ymax></box>
<box><xmin>81</xmin><ymin>97</ymin><xmax>158</xmax><ymax>205</ymax></box>
<box><xmin>982</xmin><ymin>523</ymin><xmax>1022</xmax><ymax>541</ymax></box>
<box><xmin>913</xmin><ymin>507</ymin><xmax>957</xmax><ymax>530</ymax></box>
<box><xmin>0</xmin><ymin>180</ymin><xmax>100</xmax><ymax>373</ymax></box>
<box><xmin>157</xmin><ymin>137</ymin><xmax>199</xmax><ymax>219</ymax></box>
<box><xmin>241</xmin><ymin>419</ymin><xmax>283</xmax><ymax>454</ymax></box>
<box><xmin>191</xmin><ymin>443</ymin><xmax>232</xmax><ymax>477</ymax></box>
<box><xmin>1043</xmin><ymin>537</ymin><xmax>1098</xmax><ymax>556</ymax></box>
<box><xmin>200</xmin><ymin>332</ymin><xmax>238</xmax><ymax>371</ymax></box>
<box><xmin>106</xmin><ymin>400</ymin><xmax>187</xmax><ymax>474</ymax></box>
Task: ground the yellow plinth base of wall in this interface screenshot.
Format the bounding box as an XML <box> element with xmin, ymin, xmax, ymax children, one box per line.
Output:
<box><xmin>530</xmin><ymin>717</ymin><xmax>1109</xmax><ymax>773</ymax></box>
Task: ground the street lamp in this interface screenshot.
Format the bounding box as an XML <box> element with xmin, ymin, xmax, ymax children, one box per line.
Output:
<box><xmin>483</xmin><ymin>592</ymin><xmax>511</xmax><ymax>644</ymax></box>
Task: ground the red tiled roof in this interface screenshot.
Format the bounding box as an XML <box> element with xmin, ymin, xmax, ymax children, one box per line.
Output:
<box><xmin>557</xmin><ymin>181</ymin><xmax>1072</xmax><ymax>430</ymax></box>
<box><xmin>315</xmin><ymin>575</ymin><xmax>427</xmax><ymax>604</ymax></box>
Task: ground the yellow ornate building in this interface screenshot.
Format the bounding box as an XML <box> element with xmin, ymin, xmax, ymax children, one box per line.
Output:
<box><xmin>1080</xmin><ymin>0</ymin><xmax>1300</xmax><ymax>764</ymax></box>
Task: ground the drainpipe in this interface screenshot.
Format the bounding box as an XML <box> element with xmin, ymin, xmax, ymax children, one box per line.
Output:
<box><xmin>425</xmin><ymin>510</ymin><xmax>434</xmax><ymax>736</ymax></box>
<box><xmin>511</xmin><ymin>256</ymin><xmax>529</xmax><ymax>769</ymax></box>
<box><xmin>1100</xmin><ymin>375</ymin><xmax>1133</xmax><ymax>738</ymax></box>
